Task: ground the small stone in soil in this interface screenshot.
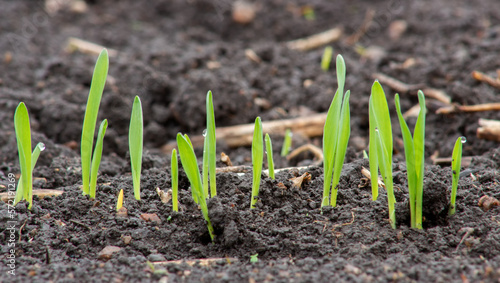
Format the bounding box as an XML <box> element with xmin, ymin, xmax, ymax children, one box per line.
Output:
<box><xmin>148</xmin><ymin>253</ymin><xmax>166</xmax><ymax>262</ymax></box>
<box><xmin>121</xmin><ymin>235</ymin><xmax>132</xmax><ymax>245</ymax></box>
<box><xmin>98</xmin><ymin>246</ymin><xmax>121</xmax><ymax>261</ymax></box>
<box><xmin>140</xmin><ymin>213</ymin><xmax>162</xmax><ymax>224</ymax></box>
<box><xmin>116</xmin><ymin>207</ymin><xmax>128</xmax><ymax>217</ymax></box>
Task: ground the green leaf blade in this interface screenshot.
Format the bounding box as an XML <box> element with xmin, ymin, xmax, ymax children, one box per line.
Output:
<box><xmin>14</xmin><ymin>102</ymin><xmax>32</xmax><ymax>208</ymax></box>
<box><xmin>449</xmin><ymin>136</ymin><xmax>464</xmax><ymax>215</ymax></box>
<box><xmin>265</xmin><ymin>133</ymin><xmax>275</xmax><ymax>180</ymax></box>
<box><xmin>207</xmin><ymin>91</ymin><xmax>217</xmax><ymax>198</ymax></box>
<box><xmin>81</xmin><ymin>49</ymin><xmax>109</xmax><ymax>195</ymax></box>
<box><xmin>129</xmin><ymin>96</ymin><xmax>143</xmax><ymax>200</ymax></box>
<box><xmin>177</xmin><ymin>133</ymin><xmax>203</xmax><ymax>204</ymax></box>
<box><xmin>171</xmin><ymin>149</ymin><xmax>178</xmax><ymax>212</ymax></box>
<box><xmin>251</xmin><ymin>117</ymin><xmax>263</xmax><ymax>209</ymax></box>
<box><xmin>412</xmin><ymin>91</ymin><xmax>426</xmax><ymax>229</ymax></box>
<box><xmin>281</xmin><ymin>129</ymin><xmax>292</xmax><ymax>157</ymax></box>
<box><xmin>89</xmin><ymin>119</ymin><xmax>108</xmax><ymax>199</ymax></box>
<box><xmin>321</xmin><ymin>46</ymin><xmax>333</xmax><ymax>72</ymax></box>
<box><xmin>330</xmin><ymin>90</ymin><xmax>351</xmax><ymax>207</ymax></box>
<box><xmin>176</xmin><ymin>133</ymin><xmax>214</xmax><ymax>240</ymax></box>
<box><xmin>395</xmin><ymin>94</ymin><xmax>417</xmax><ymax>227</ymax></box>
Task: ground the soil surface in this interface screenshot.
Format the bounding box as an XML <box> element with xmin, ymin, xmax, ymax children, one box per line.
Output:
<box><xmin>1</xmin><ymin>0</ymin><xmax>500</xmax><ymax>282</ymax></box>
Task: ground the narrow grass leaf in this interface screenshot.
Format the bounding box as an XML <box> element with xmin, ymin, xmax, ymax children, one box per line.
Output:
<box><xmin>15</xmin><ymin>142</ymin><xmax>45</xmax><ymax>205</ymax></box>
<box><xmin>202</xmin><ymin>135</ymin><xmax>209</xmax><ymax>199</ymax></box>
<box><xmin>207</xmin><ymin>91</ymin><xmax>217</xmax><ymax>197</ymax></box>
<box><xmin>117</xmin><ymin>189</ymin><xmax>124</xmax><ymax>211</ymax></box>
<box><xmin>182</xmin><ymin>134</ymin><xmax>198</xmax><ymax>204</ymax></box>
<box><xmin>395</xmin><ymin>93</ymin><xmax>417</xmax><ymax>227</ymax></box>
<box><xmin>171</xmin><ymin>149</ymin><xmax>179</xmax><ymax>212</ymax></box>
<box><xmin>281</xmin><ymin>129</ymin><xmax>292</xmax><ymax>157</ymax></box>
<box><xmin>14</xmin><ymin>102</ymin><xmax>32</xmax><ymax>208</ymax></box>
<box><xmin>322</xmin><ymin>55</ymin><xmax>346</xmax><ymax>207</ymax></box>
<box><xmin>177</xmin><ymin>134</ymin><xmax>202</xmax><ymax>203</ymax></box>
<box><xmin>321</xmin><ymin>46</ymin><xmax>333</xmax><ymax>71</ymax></box>
<box><xmin>89</xmin><ymin>119</ymin><xmax>108</xmax><ymax>199</ymax></box>
<box><xmin>129</xmin><ymin>96</ymin><xmax>143</xmax><ymax>200</ymax></box>
<box><xmin>81</xmin><ymin>49</ymin><xmax>109</xmax><ymax>195</ymax></box>
<box><xmin>374</xmin><ymin>129</ymin><xmax>396</xmax><ymax>229</ymax></box>
<box><xmin>265</xmin><ymin>133</ymin><xmax>275</xmax><ymax>180</ymax></box>
<box><xmin>412</xmin><ymin>91</ymin><xmax>426</xmax><ymax>229</ymax></box>
<box><xmin>330</xmin><ymin>90</ymin><xmax>351</xmax><ymax>207</ymax></box>
<box><xmin>251</xmin><ymin>117</ymin><xmax>263</xmax><ymax>209</ymax></box>
<box><xmin>449</xmin><ymin>136</ymin><xmax>465</xmax><ymax>215</ymax></box>
<box><xmin>177</xmin><ymin>133</ymin><xmax>214</xmax><ymax>241</ymax></box>
<box><xmin>368</xmin><ymin>81</ymin><xmax>392</xmax><ymax>201</ymax></box>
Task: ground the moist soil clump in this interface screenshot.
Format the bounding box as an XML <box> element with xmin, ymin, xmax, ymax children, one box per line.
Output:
<box><xmin>1</xmin><ymin>0</ymin><xmax>500</xmax><ymax>282</ymax></box>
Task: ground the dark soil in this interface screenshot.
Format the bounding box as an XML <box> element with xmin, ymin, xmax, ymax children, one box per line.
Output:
<box><xmin>1</xmin><ymin>0</ymin><xmax>500</xmax><ymax>282</ymax></box>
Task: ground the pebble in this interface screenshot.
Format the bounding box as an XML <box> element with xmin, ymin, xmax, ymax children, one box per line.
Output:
<box><xmin>140</xmin><ymin>213</ymin><xmax>162</xmax><ymax>224</ymax></box>
<box><xmin>98</xmin><ymin>246</ymin><xmax>121</xmax><ymax>261</ymax></box>
<box><xmin>148</xmin><ymin>253</ymin><xmax>166</xmax><ymax>262</ymax></box>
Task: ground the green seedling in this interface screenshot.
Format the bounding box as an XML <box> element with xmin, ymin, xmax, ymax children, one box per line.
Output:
<box><xmin>251</xmin><ymin>117</ymin><xmax>263</xmax><ymax>209</ymax></box>
<box><xmin>203</xmin><ymin>91</ymin><xmax>217</xmax><ymax>198</ymax></box>
<box><xmin>250</xmin><ymin>253</ymin><xmax>259</xmax><ymax>263</ymax></box>
<box><xmin>207</xmin><ymin>91</ymin><xmax>217</xmax><ymax>198</ymax></box>
<box><xmin>15</xmin><ymin>142</ymin><xmax>45</xmax><ymax>207</ymax></box>
<box><xmin>449</xmin><ymin>136</ymin><xmax>466</xmax><ymax>215</ymax></box>
<box><xmin>321</xmin><ymin>46</ymin><xmax>333</xmax><ymax>71</ymax></box>
<box><xmin>281</xmin><ymin>129</ymin><xmax>292</xmax><ymax>157</ymax></box>
<box><xmin>303</xmin><ymin>6</ymin><xmax>315</xmax><ymax>20</ymax></box>
<box><xmin>171</xmin><ymin>148</ymin><xmax>179</xmax><ymax>212</ymax></box>
<box><xmin>265</xmin><ymin>133</ymin><xmax>275</xmax><ymax>180</ymax></box>
<box><xmin>183</xmin><ymin>134</ymin><xmax>199</xmax><ymax>204</ymax></box>
<box><xmin>202</xmin><ymin>136</ymin><xmax>209</xmax><ymax>199</ymax></box>
<box><xmin>116</xmin><ymin>189</ymin><xmax>124</xmax><ymax>211</ymax></box>
<box><xmin>176</xmin><ymin>133</ymin><xmax>215</xmax><ymax>241</ymax></box>
<box><xmin>81</xmin><ymin>49</ymin><xmax>109</xmax><ymax>196</ymax></box>
<box><xmin>129</xmin><ymin>95</ymin><xmax>143</xmax><ymax>200</ymax></box>
<box><xmin>89</xmin><ymin>119</ymin><xmax>108</xmax><ymax>199</ymax></box>
<box><xmin>322</xmin><ymin>54</ymin><xmax>351</xmax><ymax>207</ymax></box>
<box><xmin>14</xmin><ymin>102</ymin><xmax>43</xmax><ymax>209</ymax></box>
<box><xmin>369</xmin><ymin>81</ymin><xmax>396</xmax><ymax>229</ymax></box>
<box><xmin>395</xmin><ymin>91</ymin><xmax>426</xmax><ymax>229</ymax></box>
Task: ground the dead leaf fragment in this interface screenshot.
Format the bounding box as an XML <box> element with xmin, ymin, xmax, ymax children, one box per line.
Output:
<box><xmin>221</xmin><ymin>152</ymin><xmax>233</xmax><ymax>166</ymax></box>
<box><xmin>141</xmin><ymin>213</ymin><xmax>162</xmax><ymax>224</ymax></box>
<box><xmin>478</xmin><ymin>195</ymin><xmax>500</xmax><ymax>211</ymax></box>
<box><xmin>388</xmin><ymin>20</ymin><xmax>408</xmax><ymax>40</ymax></box>
<box><xmin>290</xmin><ymin>172</ymin><xmax>311</xmax><ymax>189</ymax></box>
<box><xmin>98</xmin><ymin>246</ymin><xmax>121</xmax><ymax>261</ymax></box>
<box><xmin>157</xmin><ymin>187</ymin><xmax>172</xmax><ymax>204</ymax></box>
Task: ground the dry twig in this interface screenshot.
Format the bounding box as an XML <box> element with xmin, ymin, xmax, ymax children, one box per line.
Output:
<box><xmin>436</xmin><ymin>103</ymin><xmax>500</xmax><ymax>115</ymax></box>
<box><xmin>162</xmin><ymin>113</ymin><xmax>328</xmax><ymax>153</ymax></box>
<box><xmin>286</xmin><ymin>27</ymin><xmax>343</xmax><ymax>51</ymax></box>
<box><xmin>431</xmin><ymin>156</ymin><xmax>472</xmax><ymax>167</ymax></box>
<box><xmin>153</xmin><ymin>258</ymin><xmax>238</xmax><ymax>267</ymax></box>
<box><xmin>215</xmin><ymin>165</ymin><xmax>252</xmax><ymax>174</ymax></box>
<box><xmin>361</xmin><ymin>166</ymin><xmax>385</xmax><ymax>189</ymax></box>
<box><xmin>472</xmin><ymin>70</ymin><xmax>500</xmax><ymax>89</ymax></box>
<box><xmin>286</xmin><ymin>144</ymin><xmax>324</xmax><ymax>164</ymax></box>
<box><xmin>0</xmin><ymin>189</ymin><xmax>64</xmax><ymax>203</ymax></box>
<box><xmin>372</xmin><ymin>73</ymin><xmax>451</xmax><ymax>104</ymax></box>
<box><xmin>66</xmin><ymin>37</ymin><xmax>119</xmax><ymax>57</ymax></box>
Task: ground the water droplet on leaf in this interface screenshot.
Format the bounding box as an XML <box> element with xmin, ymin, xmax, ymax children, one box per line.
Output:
<box><xmin>461</xmin><ymin>136</ymin><xmax>466</xmax><ymax>144</ymax></box>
